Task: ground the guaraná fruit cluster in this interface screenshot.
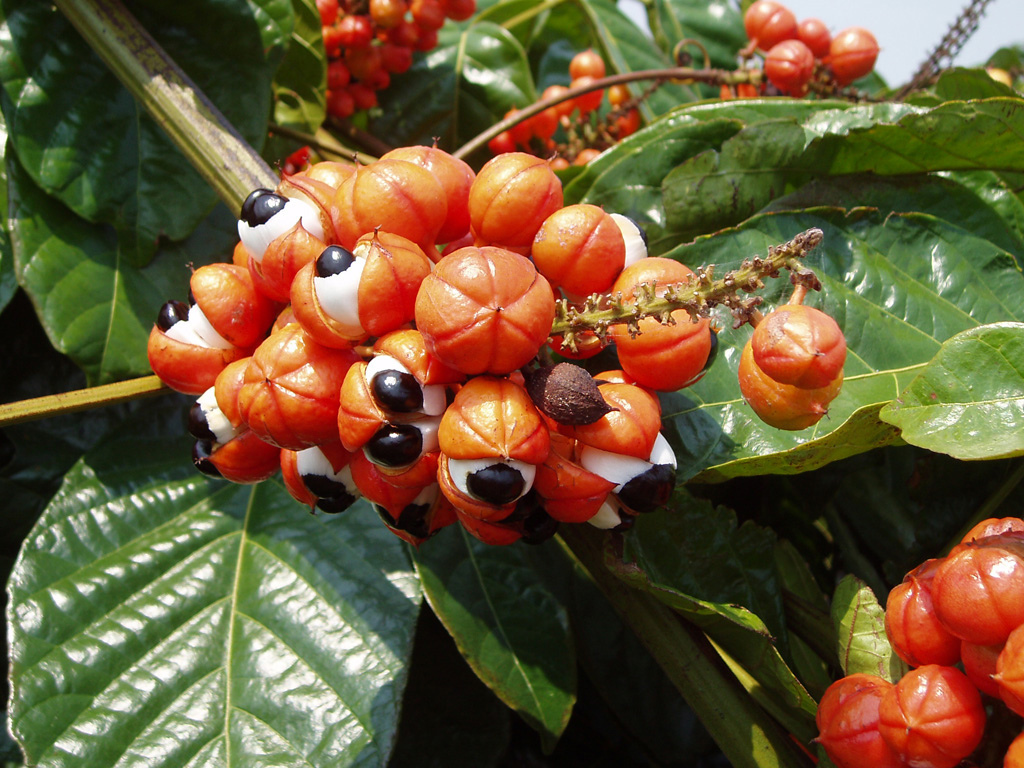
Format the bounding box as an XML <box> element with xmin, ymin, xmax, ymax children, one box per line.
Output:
<box><xmin>731</xmin><ymin>0</ymin><xmax>879</xmax><ymax>98</ymax></box>
<box><xmin>146</xmin><ymin>147</ymin><xmax>739</xmax><ymax>548</ymax></box>
<box><xmin>816</xmin><ymin>518</ymin><xmax>1024</xmax><ymax>768</ymax></box>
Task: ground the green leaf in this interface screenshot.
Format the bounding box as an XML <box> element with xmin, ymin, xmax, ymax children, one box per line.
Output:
<box><xmin>527</xmin><ymin>545</ymin><xmax>720</xmax><ymax>765</ymax></box>
<box><xmin>412</xmin><ymin>528</ymin><xmax>576</xmax><ymax>747</ymax></box>
<box><xmin>266</xmin><ymin>0</ymin><xmax>327</xmax><ymax>157</ymax></box>
<box><xmin>611</xmin><ymin>492</ymin><xmax>818</xmax><ymax>734</ymax></box>
<box><xmin>934</xmin><ymin>67</ymin><xmax>1020</xmax><ymax>101</ymax></box>
<box><xmin>0</xmin><ymin>0</ymin><xmax>289</xmax><ymax>265</ymax></box>
<box><xmin>880</xmin><ymin>323</ymin><xmax>1024</xmax><ymax>460</ymax></box>
<box><xmin>830</xmin><ymin>575</ymin><xmax>907</xmax><ymax>682</ymax></box>
<box><xmin>8</xmin><ymin>409</ymin><xmax>422</xmax><ymax>768</ymax></box>
<box><xmin>659</xmin><ymin>207</ymin><xmax>1024</xmax><ymax>481</ymax></box>
<box><xmin>373</xmin><ymin>21</ymin><xmax>534</xmax><ymax>154</ymax></box>
<box><xmin>8</xmin><ymin>151</ymin><xmax>236</xmax><ymax>384</ymax></box>
<box><xmin>663</xmin><ymin>98</ymin><xmax>1024</xmax><ymax>239</ymax></box>
<box><xmin>648</xmin><ymin>0</ymin><xmax>747</xmax><ymax>72</ymax></box>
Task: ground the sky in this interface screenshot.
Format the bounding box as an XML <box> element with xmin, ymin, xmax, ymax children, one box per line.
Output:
<box><xmin>618</xmin><ymin>0</ymin><xmax>1023</xmax><ymax>87</ymax></box>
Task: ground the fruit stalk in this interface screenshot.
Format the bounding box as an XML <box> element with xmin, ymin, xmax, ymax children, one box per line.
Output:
<box><xmin>550</xmin><ymin>227</ymin><xmax>824</xmax><ymax>345</ymax></box>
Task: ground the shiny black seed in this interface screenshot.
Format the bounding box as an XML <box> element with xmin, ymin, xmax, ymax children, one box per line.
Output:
<box><xmin>612</xmin><ymin>513</ymin><xmax>636</xmax><ymax>533</ymax></box>
<box><xmin>302</xmin><ymin>472</ymin><xmax>349</xmax><ymax>500</ymax></box>
<box><xmin>617</xmin><ymin>463</ymin><xmax>675</xmax><ymax>513</ymax></box>
<box><xmin>365</xmin><ymin>423</ymin><xmax>423</xmax><ymax>468</ymax></box>
<box><xmin>315</xmin><ymin>245</ymin><xmax>356</xmax><ymax>278</ymax></box>
<box><xmin>240</xmin><ymin>188</ymin><xmax>286</xmax><ymax>227</ymax></box>
<box><xmin>316</xmin><ymin>491</ymin><xmax>357</xmax><ymax>514</ymax></box>
<box><xmin>371</xmin><ymin>370</ymin><xmax>423</xmax><ymax>412</ymax></box>
<box><xmin>156</xmin><ymin>300</ymin><xmax>189</xmax><ymax>331</ymax></box>
<box><xmin>466</xmin><ymin>463</ymin><xmax>525</xmax><ymax>506</ymax></box>
<box><xmin>516</xmin><ymin>500</ymin><xmax>559</xmax><ymax>545</ymax></box>
<box><xmin>373</xmin><ymin>504</ymin><xmax>398</xmax><ymax>528</ymax></box>
<box><xmin>187</xmin><ymin>401</ymin><xmax>217</xmax><ymax>441</ymax></box>
<box><xmin>191</xmin><ymin>440</ymin><xmax>221</xmax><ymax>478</ymax></box>
<box><xmin>395</xmin><ymin>503</ymin><xmax>432</xmax><ymax>540</ymax></box>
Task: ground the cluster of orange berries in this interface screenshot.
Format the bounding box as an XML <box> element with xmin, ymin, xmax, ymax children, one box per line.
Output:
<box><xmin>728</xmin><ymin>0</ymin><xmax>879</xmax><ymax>98</ymax></box>
<box><xmin>488</xmin><ymin>49</ymin><xmax>641</xmax><ymax>165</ymax></box>
<box><xmin>317</xmin><ymin>0</ymin><xmax>475</xmax><ymax>118</ymax></box>
<box><xmin>817</xmin><ymin>517</ymin><xmax>1024</xmax><ymax>768</ymax></box>
<box><xmin>147</xmin><ymin>147</ymin><xmax>727</xmax><ymax>547</ymax></box>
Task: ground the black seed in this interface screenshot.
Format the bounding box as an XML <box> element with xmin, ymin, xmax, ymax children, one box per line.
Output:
<box><xmin>191</xmin><ymin>440</ymin><xmax>221</xmax><ymax>478</ymax></box>
<box><xmin>371</xmin><ymin>369</ymin><xmax>423</xmax><ymax>412</ymax></box>
<box><xmin>240</xmin><ymin>188</ymin><xmax>286</xmax><ymax>227</ymax></box>
<box><xmin>395</xmin><ymin>503</ymin><xmax>432</xmax><ymax>540</ymax></box>
<box><xmin>466</xmin><ymin>463</ymin><xmax>525</xmax><ymax>506</ymax></box>
<box><xmin>302</xmin><ymin>473</ymin><xmax>350</xmax><ymax>500</ymax></box>
<box><xmin>617</xmin><ymin>463</ymin><xmax>675</xmax><ymax>513</ymax></box>
<box><xmin>316</xmin><ymin>491</ymin><xmax>357</xmax><ymax>514</ymax></box>
<box><xmin>373</xmin><ymin>504</ymin><xmax>398</xmax><ymax>528</ymax></box>
<box><xmin>315</xmin><ymin>245</ymin><xmax>357</xmax><ymax>278</ymax></box>
<box><xmin>187</xmin><ymin>401</ymin><xmax>217</xmax><ymax>441</ymax></box>
<box><xmin>612</xmin><ymin>513</ymin><xmax>636</xmax><ymax>533</ymax></box>
<box><xmin>365</xmin><ymin>423</ymin><xmax>423</xmax><ymax>468</ymax></box>
<box><xmin>156</xmin><ymin>300</ymin><xmax>189</xmax><ymax>331</ymax></box>
<box><xmin>516</xmin><ymin>498</ymin><xmax>559</xmax><ymax>545</ymax></box>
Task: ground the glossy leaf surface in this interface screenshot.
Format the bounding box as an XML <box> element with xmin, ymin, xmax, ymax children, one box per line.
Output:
<box><xmin>880</xmin><ymin>323</ymin><xmax>1024</xmax><ymax>459</ymax></box>
<box><xmin>8</xmin><ymin>152</ymin><xmax>236</xmax><ymax>385</ymax></box>
<box><xmin>413</xmin><ymin>529</ymin><xmax>576</xmax><ymax>747</ymax></box>
<box><xmin>7</xmin><ymin>411</ymin><xmax>421</xmax><ymax>768</ymax></box>
<box><xmin>0</xmin><ymin>0</ymin><xmax>290</xmax><ymax>265</ymax></box>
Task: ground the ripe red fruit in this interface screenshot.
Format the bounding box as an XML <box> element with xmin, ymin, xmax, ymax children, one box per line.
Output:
<box><xmin>381</xmin><ymin>144</ymin><xmax>476</xmax><ymax>244</ymax></box>
<box><xmin>959</xmin><ymin>516</ymin><xmax>1024</xmax><ymax>544</ymax></box>
<box><xmin>738</xmin><ymin>340</ymin><xmax>843</xmax><ymax>430</ymax></box>
<box><xmin>931</xmin><ymin>541</ymin><xmax>1024</xmax><ymax>646</ymax></box>
<box><xmin>960</xmin><ymin>639</ymin><xmax>1003</xmax><ymax>697</ymax></box>
<box><xmin>816</xmin><ymin>676</ymin><xmax>904</xmax><ymax>768</ymax></box>
<box><xmin>369</xmin><ymin>0</ymin><xmax>408</xmax><ymax>29</ymax></box>
<box><xmin>751</xmin><ymin>304</ymin><xmax>846</xmax><ymax>389</ymax></box>
<box><xmin>764</xmin><ymin>39</ymin><xmax>815</xmax><ymax>95</ymax></box>
<box><xmin>414</xmin><ymin>245</ymin><xmax>555</xmax><ymax>374</ymax></box>
<box><xmin>569</xmin><ymin>49</ymin><xmax>606</xmax><ymax>80</ymax></box>
<box><xmin>468</xmin><ymin>152</ymin><xmax>563</xmax><ymax>254</ymax></box>
<box><xmin>743</xmin><ymin>0</ymin><xmax>798</xmax><ymax>51</ymax></box>
<box><xmin>877</xmin><ymin>665</ymin><xmax>986</xmax><ymax>768</ymax></box>
<box><xmin>829</xmin><ymin>27</ymin><xmax>879</xmax><ymax>86</ymax></box>
<box><xmin>797</xmin><ymin>17</ymin><xmax>831</xmax><ymax>58</ymax></box>
<box><xmin>995</xmin><ymin>623</ymin><xmax>1024</xmax><ymax>716</ymax></box>
<box><xmin>570</xmin><ymin>75</ymin><xmax>604</xmax><ymax>115</ymax></box>
<box><xmin>317</xmin><ymin>0</ymin><xmax>340</xmax><ymax>27</ymax></box>
<box><xmin>531</xmin><ymin>203</ymin><xmax>625</xmax><ymax>297</ymax></box>
<box><xmin>885</xmin><ymin>558</ymin><xmax>962</xmax><ymax>668</ymax></box>
<box><xmin>440</xmin><ymin>0</ymin><xmax>475</xmax><ymax>21</ymax></box>
<box><xmin>411</xmin><ymin>0</ymin><xmax>445</xmax><ymax>31</ymax></box>
<box><xmin>336</xmin><ymin>14</ymin><xmax>374</xmax><ymax>48</ymax></box>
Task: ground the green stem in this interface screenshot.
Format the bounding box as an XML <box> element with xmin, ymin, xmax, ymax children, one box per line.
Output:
<box><xmin>54</xmin><ymin>0</ymin><xmax>277</xmax><ymax>211</ymax></box>
<box><xmin>551</xmin><ymin>228</ymin><xmax>823</xmax><ymax>340</ymax></box>
<box><xmin>558</xmin><ymin>526</ymin><xmax>814</xmax><ymax>768</ymax></box>
<box><xmin>0</xmin><ymin>376</ymin><xmax>168</xmax><ymax>427</ymax></box>
<box><xmin>782</xmin><ymin>588</ymin><xmax>840</xmax><ymax>669</ymax></box>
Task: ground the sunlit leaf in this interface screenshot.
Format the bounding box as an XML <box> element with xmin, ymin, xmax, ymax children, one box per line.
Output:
<box><xmin>7</xmin><ymin>409</ymin><xmax>421</xmax><ymax>768</ymax></box>
<box><xmin>8</xmin><ymin>150</ymin><xmax>235</xmax><ymax>384</ymax></box>
<box><xmin>831</xmin><ymin>575</ymin><xmax>907</xmax><ymax>681</ymax></box>
<box><xmin>660</xmin><ymin>207</ymin><xmax>1024</xmax><ymax>480</ymax></box>
<box><xmin>880</xmin><ymin>323</ymin><xmax>1024</xmax><ymax>460</ymax></box>
<box><xmin>0</xmin><ymin>0</ymin><xmax>290</xmax><ymax>265</ymax></box>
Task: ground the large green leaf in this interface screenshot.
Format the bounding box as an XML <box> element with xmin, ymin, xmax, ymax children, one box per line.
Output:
<box><xmin>412</xmin><ymin>529</ymin><xmax>576</xmax><ymax>748</ymax></box>
<box><xmin>0</xmin><ymin>0</ymin><xmax>290</xmax><ymax>265</ymax></box>
<box><xmin>663</xmin><ymin>98</ymin><xmax>1024</xmax><ymax>240</ymax></box>
<box><xmin>658</xmin><ymin>207</ymin><xmax>1024</xmax><ymax>481</ymax></box>
<box><xmin>563</xmin><ymin>99</ymin><xmax>859</xmax><ymax>254</ymax></box>
<box><xmin>8</xmin><ymin>149</ymin><xmax>236</xmax><ymax>385</ymax></box>
<box><xmin>372</xmin><ymin>21</ymin><xmax>535</xmax><ymax>155</ymax></box>
<box><xmin>609</xmin><ymin>492</ymin><xmax>818</xmax><ymax>735</ymax></box>
<box><xmin>7</xmin><ymin>409</ymin><xmax>422</xmax><ymax>768</ymax></box>
<box><xmin>880</xmin><ymin>323</ymin><xmax>1024</xmax><ymax>460</ymax></box>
